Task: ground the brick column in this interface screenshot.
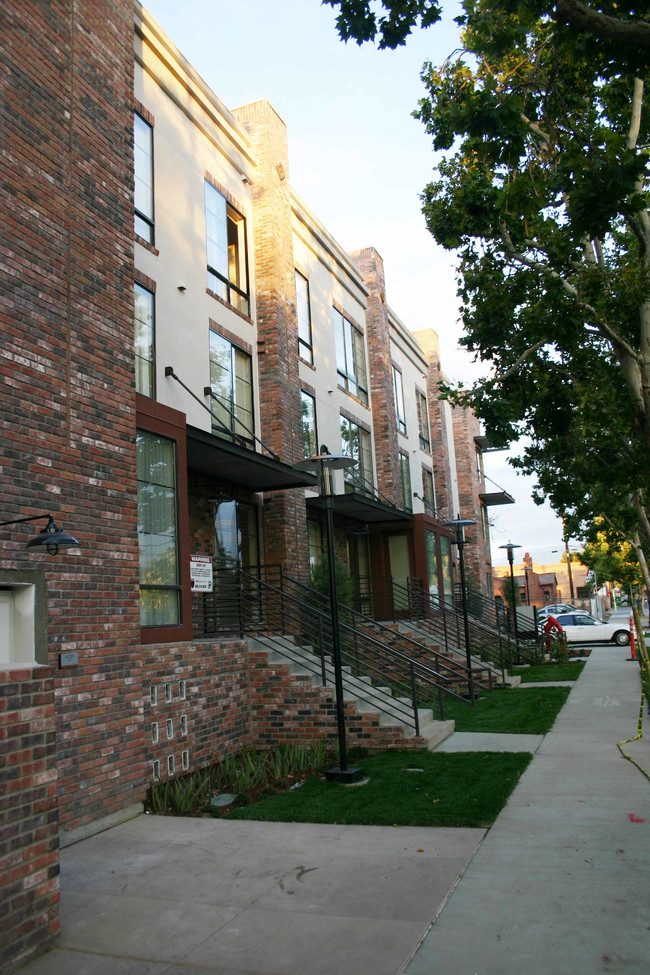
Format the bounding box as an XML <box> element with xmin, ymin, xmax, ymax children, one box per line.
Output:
<box><xmin>233</xmin><ymin>101</ymin><xmax>309</xmax><ymax>572</ymax></box>
<box><xmin>349</xmin><ymin>248</ymin><xmax>401</xmax><ymax>502</ymax></box>
<box><xmin>413</xmin><ymin>329</ymin><xmax>456</xmax><ymax>519</ymax></box>
<box><xmin>1</xmin><ymin>1</ymin><xmax>140</xmax><ymax>965</ymax></box>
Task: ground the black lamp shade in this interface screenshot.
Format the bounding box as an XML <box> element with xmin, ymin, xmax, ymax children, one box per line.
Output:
<box><xmin>24</xmin><ymin>520</ymin><xmax>80</xmax><ymax>555</ymax></box>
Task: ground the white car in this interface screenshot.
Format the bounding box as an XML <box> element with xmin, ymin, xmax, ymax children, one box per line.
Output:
<box><xmin>537</xmin><ymin>603</ymin><xmax>575</xmax><ymax>619</ymax></box>
<box><xmin>554</xmin><ymin>612</ymin><xmax>631</xmax><ymax>646</ymax></box>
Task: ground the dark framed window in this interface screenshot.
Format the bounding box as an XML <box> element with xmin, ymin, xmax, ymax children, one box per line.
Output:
<box><xmin>400</xmin><ymin>453</ymin><xmax>412</xmax><ymax>511</ymax></box>
<box><xmin>416</xmin><ymin>391</ymin><xmax>430</xmax><ymax>452</ymax></box>
<box><xmin>205</xmin><ymin>181</ymin><xmax>249</xmax><ymax>316</ymax></box>
<box><xmin>422</xmin><ymin>467</ymin><xmax>436</xmax><ymax>515</ymax></box>
<box><xmin>340</xmin><ymin>414</ymin><xmax>373</xmax><ymax>492</ymax></box>
<box><xmin>308</xmin><ymin>519</ymin><xmax>325</xmax><ymax>569</ymax></box>
<box><xmin>392</xmin><ymin>365</ymin><xmax>407</xmax><ymax>435</ymax></box>
<box><xmin>334</xmin><ymin>309</ymin><xmax>368</xmax><ymax>404</ymax></box>
<box><xmin>209</xmin><ymin>331</ymin><xmax>254</xmax><ymax>447</ymax></box>
<box><xmin>137</xmin><ymin>430</ymin><xmax>181</xmax><ymax>628</ymax></box>
<box><xmin>134</xmin><ymin>112</ymin><xmax>154</xmax><ymax>243</ymax></box>
<box><xmin>300</xmin><ymin>389</ymin><xmax>318</xmax><ymax>458</ymax></box>
<box><xmin>134</xmin><ymin>283</ymin><xmax>155</xmax><ymax>398</ymax></box>
<box><xmin>295</xmin><ymin>271</ymin><xmax>313</xmax><ymax>364</ymax></box>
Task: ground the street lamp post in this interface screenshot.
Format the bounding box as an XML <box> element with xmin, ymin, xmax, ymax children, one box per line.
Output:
<box><xmin>499</xmin><ymin>541</ymin><xmax>521</xmax><ymax>661</ymax></box>
<box><xmin>294</xmin><ymin>446</ymin><xmax>364</xmax><ymax>784</ymax></box>
<box><xmin>445</xmin><ymin>515</ymin><xmax>476</xmax><ymax>703</ymax></box>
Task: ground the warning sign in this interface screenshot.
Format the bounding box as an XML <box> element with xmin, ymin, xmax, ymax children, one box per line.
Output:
<box><xmin>190</xmin><ymin>555</ymin><xmax>213</xmax><ymax>592</ymax></box>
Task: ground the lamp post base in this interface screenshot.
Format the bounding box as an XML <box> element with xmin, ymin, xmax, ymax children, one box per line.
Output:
<box><xmin>325</xmin><ymin>765</ymin><xmax>365</xmax><ymax>784</ymax></box>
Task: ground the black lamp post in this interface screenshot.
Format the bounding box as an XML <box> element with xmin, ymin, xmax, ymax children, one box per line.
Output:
<box><xmin>294</xmin><ymin>446</ymin><xmax>364</xmax><ymax>784</ymax></box>
<box><xmin>499</xmin><ymin>541</ymin><xmax>521</xmax><ymax>658</ymax></box>
<box><xmin>0</xmin><ymin>513</ymin><xmax>80</xmax><ymax>555</ymax></box>
<box><xmin>444</xmin><ymin>515</ymin><xmax>476</xmax><ymax>703</ymax></box>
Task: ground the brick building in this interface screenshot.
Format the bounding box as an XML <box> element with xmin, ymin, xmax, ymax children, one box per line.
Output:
<box><xmin>0</xmin><ymin>3</ymin><xmax>504</xmax><ymax>967</ymax></box>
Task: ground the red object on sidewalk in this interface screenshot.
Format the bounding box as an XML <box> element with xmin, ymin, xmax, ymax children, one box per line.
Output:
<box><xmin>630</xmin><ymin>616</ymin><xmax>636</xmax><ymax>660</ymax></box>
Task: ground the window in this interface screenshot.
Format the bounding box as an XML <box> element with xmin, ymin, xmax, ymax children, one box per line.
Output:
<box><xmin>392</xmin><ymin>366</ymin><xmax>406</xmax><ymax>435</ymax></box>
<box><xmin>416</xmin><ymin>391</ymin><xmax>430</xmax><ymax>452</ymax></box>
<box><xmin>137</xmin><ymin>430</ymin><xmax>180</xmax><ymax>627</ymax></box>
<box><xmin>205</xmin><ymin>181</ymin><xmax>249</xmax><ymax>316</ymax></box>
<box><xmin>400</xmin><ymin>454</ymin><xmax>412</xmax><ymax>511</ymax></box>
<box><xmin>134</xmin><ymin>283</ymin><xmax>154</xmax><ymax>397</ymax></box>
<box><xmin>134</xmin><ymin>112</ymin><xmax>154</xmax><ymax>243</ymax></box>
<box><xmin>422</xmin><ymin>467</ymin><xmax>436</xmax><ymax>515</ymax></box>
<box><xmin>476</xmin><ymin>447</ymin><xmax>484</xmax><ymax>483</ymax></box>
<box><xmin>308</xmin><ymin>519</ymin><xmax>325</xmax><ymax>568</ymax></box>
<box><xmin>300</xmin><ymin>390</ymin><xmax>318</xmax><ymax>458</ymax></box>
<box><xmin>340</xmin><ymin>415</ymin><xmax>373</xmax><ymax>492</ymax></box>
<box><xmin>295</xmin><ymin>271</ymin><xmax>313</xmax><ymax>364</ymax></box>
<box><xmin>333</xmin><ymin>309</ymin><xmax>368</xmax><ymax>404</ymax></box>
<box><xmin>209</xmin><ymin>331</ymin><xmax>254</xmax><ymax>447</ymax></box>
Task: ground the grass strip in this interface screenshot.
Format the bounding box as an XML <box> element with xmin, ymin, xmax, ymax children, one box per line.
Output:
<box><xmin>442</xmin><ymin>685</ymin><xmax>570</xmax><ymax>734</ymax></box>
<box><xmin>225</xmin><ymin>749</ymin><xmax>531</xmax><ymax>828</ymax></box>
<box><xmin>511</xmin><ymin>662</ymin><xmax>585</xmax><ymax>683</ymax></box>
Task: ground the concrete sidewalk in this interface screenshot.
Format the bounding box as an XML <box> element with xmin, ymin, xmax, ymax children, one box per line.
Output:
<box><xmin>405</xmin><ymin>645</ymin><xmax>650</xmax><ymax>974</ymax></box>
<box><xmin>18</xmin><ymin>647</ymin><xmax>649</xmax><ymax>975</ymax></box>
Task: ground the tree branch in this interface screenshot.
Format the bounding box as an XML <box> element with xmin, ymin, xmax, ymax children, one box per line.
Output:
<box><xmin>554</xmin><ymin>0</ymin><xmax>650</xmax><ymax>50</ymax></box>
<box><xmin>498</xmin><ymin>220</ymin><xmax>639</xmax><ymax>360</ymax></box>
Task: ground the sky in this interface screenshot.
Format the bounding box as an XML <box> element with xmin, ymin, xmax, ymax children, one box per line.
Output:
<box><xmin>142</xmin><ymin>0</ymin><xmax>569</xmax><ymax>567</ymax></box>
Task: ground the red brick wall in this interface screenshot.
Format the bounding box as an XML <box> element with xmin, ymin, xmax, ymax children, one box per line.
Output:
<box><xmin>232</xmin><ymin>101</ymin><xmax>309</xmax><ymax>575</ymax></box>
<box><xmin>349</xmin><ymin>248</ymin><xmax>402</xmax><ymax>503</ymax></box>
<box><xmin>0</xmin><ymin>671</ymin><xmax>59</xmax><ymax>971</ymax></box>
<box><xmin>1</xmin><ymin>0</ymin><xmax>137</xmax><ymax>964</ymax></box>
<box><xmin>413</xmin><ymin>329</ymin><xmax>456</xmax><ymax>521</ymax></box>
<box><xmin>450</xmin><ymin>406</ymin><xmax>492</xmax><ymax>594</ymax></box>
<box><xmin>143</xmin><ymin>641</ymin><xmax>252</xmax><ymax>781</ymax></box>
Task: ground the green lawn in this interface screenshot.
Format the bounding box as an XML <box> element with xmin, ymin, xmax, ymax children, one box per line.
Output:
<box><xmin>442</xmin><ymin>685</ymin><xmax>571</xmax><ymax>734</ymax></box>
<box><xmin>511</xmin><ymin>662</ymin><xmax>585</xmax><ymax>683</ymax></box>
<box><xmin>225</xmin><ymin>749</ymin><xmax>531</xmax><ymax>828</ymax></box>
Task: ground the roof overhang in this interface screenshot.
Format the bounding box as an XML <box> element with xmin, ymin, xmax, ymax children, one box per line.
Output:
<box><xmin>307</xmin><ymin>491</ymin><xmax>411</xmax><ymax>524</ymax></box>
<box><xmin>186</xmin><ymin>425</ymin><xmax>317</xmax><ymax>492</ymax></box>
<box><xmin>479</xmin><ymin>490</ymin><xmax>515</xmax><ymax>506</ymax></box>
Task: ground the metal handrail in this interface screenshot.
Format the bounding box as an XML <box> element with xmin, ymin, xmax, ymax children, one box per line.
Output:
<box><xmin>191</xmin><ymin>564</ymin><xmax>468</xmax><ymax>731</ymax></box>
<box><xmin>268</xmin><ymin>568</ymin><xmax>484</xmax><ymax>698</ymax></box>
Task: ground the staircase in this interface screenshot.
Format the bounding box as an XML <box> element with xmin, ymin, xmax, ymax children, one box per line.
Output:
<box><xmin>249</xmin><ymin>633</ymin><xmax>455</xmax><ymax>751</ymax></box>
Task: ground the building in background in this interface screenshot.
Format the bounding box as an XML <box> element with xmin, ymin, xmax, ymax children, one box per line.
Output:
<box><xmin>1</xmin><ymin>2</ymin><xmax>506</xmax><ymax>967</ymax></box>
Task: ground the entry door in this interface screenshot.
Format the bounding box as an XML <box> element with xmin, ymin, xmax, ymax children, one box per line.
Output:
<box><xmin>388</xmin><ymin>533</ymin><xmax>411</xmax><ymax>615</ymax></box>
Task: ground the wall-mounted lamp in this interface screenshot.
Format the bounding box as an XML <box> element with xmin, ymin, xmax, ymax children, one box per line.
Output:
<box><xmin>0</xmin><ymin>514</ymin><xmax>80</xmax><ymax>556</ymax></box>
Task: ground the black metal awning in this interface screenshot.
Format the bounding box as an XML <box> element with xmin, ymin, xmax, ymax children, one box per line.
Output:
<box><xmin>479</xmin><ymin>489</ymin><xmax>515</xmax><ymax>506</ymax></box>
<box><xmin>306</xmin><ymin>491</ymin><xmax>411</xmax><ymax>524</ymax></box>
<box><xmin>186</xmin><ymin>425</ymin><xmax>317</xmax><ymax>492</ymax></box>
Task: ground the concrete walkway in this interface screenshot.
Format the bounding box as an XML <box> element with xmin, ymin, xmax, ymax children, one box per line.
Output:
<box><xmin>405</xmin><ymin>645</ymin><xmax>650</xmax><ymax>974</ymax></box>
<box><xmin>18</xmin><ymin>646</ymin><xmax>649</xmax><ymax>975</ymax></box>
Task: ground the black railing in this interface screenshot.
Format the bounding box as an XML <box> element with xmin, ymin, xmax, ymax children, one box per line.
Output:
<box><xmin>192</xmin><ymin>563</ymin><xmax>471</xmax><ymax>732</ymax></box>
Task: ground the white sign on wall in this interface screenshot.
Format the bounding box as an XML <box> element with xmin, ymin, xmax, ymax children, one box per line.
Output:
<box><xmin>190</xmin><ymin>555</ymin><xmax>213</xmax><ymax>592</ymax></box>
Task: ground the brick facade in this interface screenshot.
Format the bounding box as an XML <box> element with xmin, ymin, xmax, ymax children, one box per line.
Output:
<box><xmin>232</xmin><ymin>101</ymin><xmax>309</xmax><ymax>575</ymax></box>
<box><xmin>1</xmin><ymin>0</ymin><xmax>137</xmax><ymax>966</ymax></box>
<box><xmin>413</xmin><ymin>329</ymin><xmax>456</xmax><ymax>521</ymax></box>
<box><xmin>349</xmin><ymin>248</ymin><xmax>402</xmax><ymax>503</ymax></box>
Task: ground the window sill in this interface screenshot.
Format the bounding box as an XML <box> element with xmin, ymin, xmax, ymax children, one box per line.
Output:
<box><xmin>135</xmin><ymin>234</ymin><xmax>159</xmax><ymax>256</ymax></box>
<box><xmin>206</xmin><ymin>288</ymin><xmax>253</xmax><ymax>324</ymax></box>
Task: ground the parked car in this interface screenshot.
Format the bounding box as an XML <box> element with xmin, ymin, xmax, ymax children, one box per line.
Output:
<box><xmin>537</xmin><ymin>603</ymin><xmax>575</xmax><ymax>619</ymax></box>
<box><xmin>554</xmin><ymin>612</ymin><xmax>631</xmax><ymax>645</ymax></box>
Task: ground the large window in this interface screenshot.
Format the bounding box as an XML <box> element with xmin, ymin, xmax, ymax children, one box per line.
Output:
<box><xmin>134</xmin><ymin>283</ymin><xmax>154</xmax><ymax>397</ymax></box>
<box><xmin>300</xmin><ymin>389</ymin><xmax>318</xmax><ymax>458</ymax></box>
<box><xmin>209</xmin><ymin>331</ymin><xmax>254</xmax><ymax>447</ymax></box>
<box><xmin>417</xmin><ymin>391</ymin><xmax>430</xmax><ymax>452</ymax></box>
<box><xmin>134</xmin><ymin>112</ymin><xmax>154</xmax><ymax>244</ymax></box>
<box><xmin>205</xmin><ymin>181</ymin><xmax>249</xmax><ymax>316</ymax></box>
<box><xmin>137</xmin><ymin>431</ymin><xmax>180</xmax><ymax>627</ymax></box>
<box><xmin>393</xmin><ymin>366</ymin><xmax>407</xmax><ymax>435</ymax></box>
<box><xmin>400</xmin><ymin>453</ymin><xmax>412</xmax><ymax>511</ymax></box>
<box><xmin>295</xmin><ymin>271</ymin><xmax>313</xmax><ymax>364</ymax></box>
<box><xmin>422</xmin><ymin>467</ymin><xmax>436</xmax><ymax>515</ymax></box>
<box><xmin>308</xmin><ymin>519</ymin><xmax>325</xmax><ymax>569</ymax></box>
<box><xmin>340</xmin><ymin>415</ymin><xmax>373</xmax><ymax>492</ymax></box>
<box><xmin>334</xmin><ymin>309</ymin><xmax>368</xmax><ymax>404</ymax></box>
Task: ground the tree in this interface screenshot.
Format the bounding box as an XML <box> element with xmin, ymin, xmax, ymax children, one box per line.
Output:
<box><xmin>578</xmin><ymin>522</ymin><xmax>644</xmax><ymax>597</ymax></box>
<box><xmin>324</xmin><ymin>2</ymin><xmax>650</xmax><ymax>59</ymax></box>
<box><xmin>325</xmin><ymin>0</ymin><xmax>650</xmax><ymax>591</ymax></box>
